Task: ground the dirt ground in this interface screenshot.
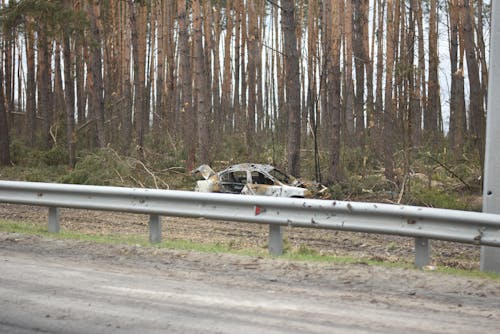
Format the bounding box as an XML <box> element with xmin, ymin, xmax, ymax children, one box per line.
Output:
<box><xmin>2</xmin><ymin>203</ymin><xmax>500</xmax><ymax>333</ymax></box>
<box><xmin>0</xmin><ymin>203</ymin><xmax>482</xmax><ymax>270</ymax></box>
<box><xmin>2</xmin><ymin>231</ymin><xmax>500</xmax><ymax>333</ymax></box>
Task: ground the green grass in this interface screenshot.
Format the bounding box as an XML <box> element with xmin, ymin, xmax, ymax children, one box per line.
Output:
<box><xmin>0</xmin><ymin>219</ymin><xmax>266</xmax><ymax>257</ymax></box>
<box><xmin>1</xmin><ymin>219</ymin><xmax>499</xmax><ymax>281</ymax></box>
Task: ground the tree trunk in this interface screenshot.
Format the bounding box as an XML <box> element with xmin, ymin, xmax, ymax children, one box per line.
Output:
<box><xmin>153</xmin><ymin>0</ymin><xmax>164</xmax><ymax>144</ymax></box>
<box><xmin>247</xmin><ymin>1</ymin><xmax>258</xmax><ymax>146</ymax></box>
<box><xmin>415</xmin><ymin>0</ymin><xmax>426</xmax><ymax>146</ymax></box>
<box><xmin>221</xmin><ymin>2</ymin><xmax>233</xmax><ymax>133</ymax></box>
<box><xmin>37</xmin><ymin>26</ymin><xmax>52</xmax><ymax>149</ymax></box>
<box><xmin>448</xmin><ymin>0</ymin><xmax>465</xmax><ymax>155</ymax></box>
<box><xmin>282</xmin><ymin>0</ymin><xmax>301</xmax><ymax>177</ymax></box>
<box><xmin>128</xmin><ymin>0</ymin><xmax>148</xmax><ymax>156</ymax></box>
<box><xmin>344</xmin><ymin>0</ymin><xmax>355</xmax><ymax>145</ymax></box>
<box><xmin>374</xmin><ymin>0</ymin><xmax>385</xmax><ymax>154</ymax></box>
<box><xmin>63</xmin><ymin>34</ymin><xmax>76</xmax><ymax>168</ymax></box>
<box><xmin>232</xmin><ymin>2</ymin><xmax>242</xmax><ymax>134</ymax></box>
<box><xmin>408</xmin><ymin>0</ymin><xmax>420</xmax><ymax>147</ymax></box>
<box><xmin>462</xmin><ymin>0</ymin><xmax>485</xmax><ymax>167</ymax></box>
<box><xmin>0</xmin><ymin>50</ymin><xmax>11</xmax><ymax>165</ymax></box>
<box><xmin>326</xmin><ymin>0</ymin><xmax>343</xmax><ymax>183</ymax></box>
<box><xmin>177</xmin><ymin>0</ymin><xmax>195</xmax><ymax>170</ymax></box>
<box><xmin>87</xmin><ymin>0</ymin><xmax>106</xmax><ymax>148</ymax></box>
<box><xmin>25</xmin><ymin>18</ymin><xmax>36</xmax><ymax>147</ymax></box>
<box><xmin>193</xmin><ymin>0</ymin><xmax>210</xmax><ymax>164</ymax></box>
<box><xmin>425</xmin><ymin>0</ymin><xmax>441</xmax><ymax>146</ymax></box>
<box><xmin>384</xmin><ymin>0</ymin><xmax>396</xmax><ymax>181</ymax></box>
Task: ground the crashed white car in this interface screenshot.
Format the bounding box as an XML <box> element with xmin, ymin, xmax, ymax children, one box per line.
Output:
<box><xmin>192</xmin><ymin>163</ymin><xmax>312</xmax><ymax>198</ymax></box>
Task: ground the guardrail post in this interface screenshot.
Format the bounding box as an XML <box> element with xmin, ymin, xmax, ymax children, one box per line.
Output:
<box><xmin>269</xmin><ymin>224</ymin><xmax>283</xmax><ymax>256</ymax></box>
<box><xmin>414</xmin><ymin>237</ymin><xmax>431</xmax><ymax>268</ymax></box>
<box><xmin>149</xmin><ymin>214</ymin><xmax>162</xmax><ymax>243</ymax></box>
<box><xmin>48</xmin><ymin>207</ymin><xmax>60</xmax><ymax>233</ymax></box>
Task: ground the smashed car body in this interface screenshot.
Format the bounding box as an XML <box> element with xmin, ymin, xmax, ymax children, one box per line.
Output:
<box><xmin>192</xmin><ymin>163</ymin><xmax>313</xmax><ymax>198</ymax></box>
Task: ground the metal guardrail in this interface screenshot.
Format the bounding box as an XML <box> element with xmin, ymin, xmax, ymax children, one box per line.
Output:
<box><xmin>1</xmin><ymin>180</ymin><xmax>500</xmax><ymax>269</ymax></box>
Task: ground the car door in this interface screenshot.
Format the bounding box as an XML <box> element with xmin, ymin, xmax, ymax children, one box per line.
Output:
<box><xmin>243</xmin><ymin>171</ymin><xmax>283</xmax><ymax>196</ymax></box>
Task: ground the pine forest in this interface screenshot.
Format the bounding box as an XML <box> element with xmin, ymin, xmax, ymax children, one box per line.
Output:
<box><xmin>0</xmin><ymin>0</ymin><xmax>491</xmax><ymax>207</ymax></box>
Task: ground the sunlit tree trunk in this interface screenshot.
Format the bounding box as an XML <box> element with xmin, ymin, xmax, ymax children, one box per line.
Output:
<box><xmin>221</xmin><ymin>2</ymin><xmax>233</xmax><ymax>133</ymax></box>
<box><xmin>425</xmin><ymin>0</ymin><xmax>441</xmax><ymax>146</ymax></box>
<box><xmin>344</xmin><ymin>0</ymin><xmax>355</xmax><ymax>145</ymax></box>
<box><xmin>247</xmin><ymin>0</ymin><xmax>258</xmax><ymax>145</ymax></box>
<box><xmin>448</xmin><ymin>0</ymin><xmax>465</xmax><ymax>155</ymax></box>
<box><xmin>384</xmin><ymin>0</ymin><xmax>396</xmax><ymax>181</ymax></box>
<box><xmin>193</xmin><ymin>0</ymin><xmax>210</xmax><ymax>163</ymax></box>
<box><xmin>325</xmin><ymin>0</ymin><xmax>343</xmax><ymax>183</ymax></box>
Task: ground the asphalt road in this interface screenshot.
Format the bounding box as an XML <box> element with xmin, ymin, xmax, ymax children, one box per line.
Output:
<box><xmin>1</xmin><ymin>234</ymin><xmax>499</xmax><ymax>333</ymax></box>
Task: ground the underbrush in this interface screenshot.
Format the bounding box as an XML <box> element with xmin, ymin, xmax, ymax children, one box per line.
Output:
<box><xmin>0</xmin><ymin>140</ymin><xmax>484</xmax><ymax>211</ymax></box>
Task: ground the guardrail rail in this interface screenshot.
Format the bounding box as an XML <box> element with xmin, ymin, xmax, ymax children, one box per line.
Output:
<box><xmin>1</xmin><ymin>180</ymin><xmax>500</xmax><ymax>270</ymax></box>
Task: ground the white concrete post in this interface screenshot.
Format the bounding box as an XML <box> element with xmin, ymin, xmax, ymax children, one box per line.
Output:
<box><xmin>481</xmin><ymin>0</ymin><xmax>500</xmax><ymax>273</ymax></box>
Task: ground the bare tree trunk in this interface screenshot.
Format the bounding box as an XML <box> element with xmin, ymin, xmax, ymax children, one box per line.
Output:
<box><xmin>87</xmin><ymin>0</ymin><xmax>106</xmax><ymax>148</ymax></box>
<box><xmin>37</xmin><ymin>25</ymin><xmax>53</xmax><ymax>149</ymax></box>
<box><xmin>177</xmin><ymin>0</ymin><xmax>195</xmax><ymax>170</ymax></box>
<box><xmin>425</xmin><ymin>0</ymin><xmax>441</xmax><ymax>146</ymax></box>
<box><xmin>476</xmin><ymin>0</ymin><xmax>488</xmax><ymax>112</ymax></box>
<box><xmin>353</xmin><ymin>0</ymin><xmax>370</xmax><ymax>147</ymax></box>
<box><xmin>307</xmin><ymin>0</ymin><xmax>321</xmax><ymax>182</ymax></box>
<box><xmin>324</xmin><ymin>0</ymin><xmax>343</xmax><ymax>183</ymax></box>
<box><xmin>0</xmin><ymin>48</ymin><xmax>11</xmax><ymax>165</ymax></box>
<box><xmin>408</xmin><ymin>0</ymin><xmax>420</xmax><ymax>148</ymax></box>
<box><xmin>25</xmin><ymin>18</ymin><xmax>36</xmax><ymax>147</ymax></box>
<box><xmin>213</xmin><ymin>3</ymin><xmax>223</xmax><ymax>134</ymax></box>
<box><xmin>374</xmin><ymin>0</ymin><xmax>385</xmax><ymax>154</ymax></box>
<box><xmin>344</xmin><ymin>0</ymin><xmax>355</xmax><ymax>145</ymax></box>
<box><xmin>63</xmin><ymin>34</ymin><xmax>76</xmax><ymax>167</ymax></box>
<box><xmin>3</xmin><ymin>30</ymin><xmax>13</xmax><ymax>117</ymax></box>
<box><xmin>462</xmin><ymin>0</ymin><xmax>485</xmax><ymax>167</ymax></box>
<box><xmin>247</xmin><ymin>1</ymin><xmax>258</xmax><ymax>146</ymax></box>
<box><xmin>120</xmin><ymin>1</ymin><xmax>133</xmax><ymax>154</ymax></box>
<box><xmin>276</xmin><ymin>3</ymin><xmax>286</xmax><ymax>145</ymax></box>
<box><xmin>384</xmin><ymin>0</ymin><xmax>396</xmax><ymax>181</ymax></box>
<box><xmin>54</xmin><ymin>41</ymin><xmax>65</xmax><ymax>133</ymax></box>
<box><xmin>448</xmin><ymin>0</ymin><xmax>465</xmax><ymax>155</ymax></box>
<box><xmin>165</xmin><ymin>2</ymin><xmax>176</xmax><ymax>137</ymax></box>
<box><xmin>193</xmin><ymin>0</ymin><xmax>210</xmax><ymax>164</ymax></box>
<box><xmin>282</xmin><ymin>0</ymin><xmax>301</xmax><ymax>177</ymax></box>
<box><xmin>416</xmin><ymin>0</ymin><xmax>426</xmax><ymax>146</ymax></box>
<box><xmin>128</xmin><ymin>0</ymin><xmax>148</xmax><ymax>156</ymax></box>
<box><xmin>221</xmin><ymin>2</ymin><xmax>233</xmax><ymax>133</ymax></box>
<box><xmin>153</xmin><ymin>0</ymin><xmax>164</xmax><ymax>144</ymax></box>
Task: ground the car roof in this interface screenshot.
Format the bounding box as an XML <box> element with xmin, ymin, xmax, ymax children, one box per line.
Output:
<box><xmin>221</xmin><ymin>163</ymin><xmax>276</xmax><ymax>174</ymax></box>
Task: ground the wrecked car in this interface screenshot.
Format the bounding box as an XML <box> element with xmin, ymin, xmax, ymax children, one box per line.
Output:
<box><xmin>191</xmin><ymin>163</ymin><xmax>313</xmax><ymax>198</ymax></box>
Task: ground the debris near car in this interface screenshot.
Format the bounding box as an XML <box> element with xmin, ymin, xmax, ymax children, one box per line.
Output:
<box><xmin>191</xmin><ymin>163</ymin><xmax>326</xmax><ymax>198</ymax></box>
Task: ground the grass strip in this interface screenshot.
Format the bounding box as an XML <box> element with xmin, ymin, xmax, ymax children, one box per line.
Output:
<box><xmin>1</xmin><ymin>219</ymin><xmax>499</xmax><ymax>281</ymax></box>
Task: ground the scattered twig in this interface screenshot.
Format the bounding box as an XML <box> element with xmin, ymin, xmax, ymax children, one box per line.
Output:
<box><xmin>113</xmin><ymin>168</ymin><xmax>125</xmax><ymax>184</ymax></box>
<box><xmin>135</xmin><ymin>159</ymin><xmax>159</xmax><ymax>189</ymax></box>
<box><xmin>425</xmin><ymin>154</ymin><xmax>472</xmax><ymax>190</ymax></box>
